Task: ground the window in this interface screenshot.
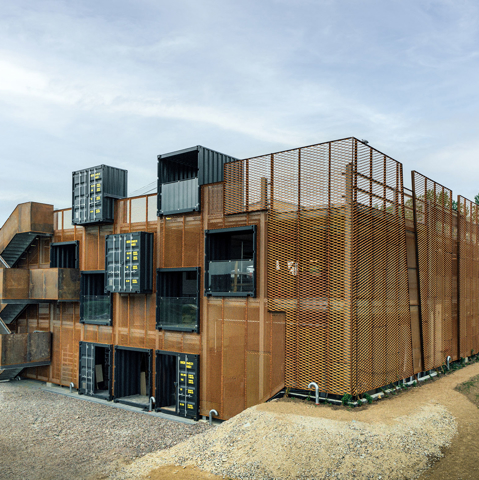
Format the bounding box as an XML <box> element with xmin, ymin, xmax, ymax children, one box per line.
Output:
<box><xmin>80</xmin><ymin>271</ymin><xmax>112</xmax><ymax>325</ymax></box>
<box><xmin>205</xmin><ymin>225</ymin><xmax>256</xmax><ymax>297</ymax></box>
<box><xmin>50</xmin><ymin>241</ymin><xmax>79</xmax><ymax>268</ymax></box>
<box><xmin>157</xmin><ymin>268</ymin><xmax>200</xmax><ymax>332</ymax></box>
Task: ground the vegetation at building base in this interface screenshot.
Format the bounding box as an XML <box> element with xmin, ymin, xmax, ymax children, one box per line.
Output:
<box><xmin>455</xmin><ymin>373</ymin><xmax>479</xmax><ymax>408</ymax></box>
<box><xmin>279</xmin><ymin>352</ymin><xmax>479</xmax><ymax>410</ymax></box>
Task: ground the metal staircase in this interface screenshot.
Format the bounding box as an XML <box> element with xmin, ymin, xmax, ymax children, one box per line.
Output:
<box><xmin>0</xmin><ymin>304</ymin><xmax>27</xmax><ymax>326</ymax></box>
<box><xmin>0</xmin><ymin>203</ymin><xmax>54</xmax><ymax>382</ymax></box>
<box><xmin>0</xmin><ymin>233</ymin><xmax>39</xmax><ymax>268</ymax></box>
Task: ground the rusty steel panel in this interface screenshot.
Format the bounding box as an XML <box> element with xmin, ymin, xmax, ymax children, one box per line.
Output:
<box><xmin>0</xmin><ymin>202</ymin><xmax>53</xmax><ymax>255</ymax></box>
<box><xmin>412</xmin><ymin>172</ymin><xmax>458</xmax><ymax>370</ymax></box>
<box><xmin>0</xmin><ymin>331</ymin><xmax>51</xmax><ymax>368</ymax></box>
<box><xmin>0</xmin><ymin>268</ymin><xmax>30</xmax><ymax>301</ymax></box>
<box><xmin>457</xmin><ymin>196</ymin><xmax>479</xmax><ymax>358</ymax></box>
<box><xmin>29</xmin><ymin>268</ymin><xmax>80</xmax><ymax>301</ymax></box>
<box><xmin>225</xmin><ymin>137</ymin><xmax>413</xmax><ymax>396</ymax></box>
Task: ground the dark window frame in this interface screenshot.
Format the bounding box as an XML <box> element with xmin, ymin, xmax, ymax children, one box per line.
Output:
<box><xmin>204</xmin><ymin>225</ymin><xmax>257</xmax><ymax>297</ymax></box>
<box><xmin>50</xmin><ymin>241</ymin><xmax>79</xmax><ymax>268</ymax></box>
<box><xmin>156</xmin><ymin>267</ymin><xmax>200</xmax><ymax>333</ymax></box>
<box><xmin>80</xmin><ymin>270</ymin><xmax>113</xmax><ymax>326</ymax></box>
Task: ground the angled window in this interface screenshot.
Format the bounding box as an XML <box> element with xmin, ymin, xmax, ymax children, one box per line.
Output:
<box><xmin>205</xmin><ymin>225</ymin><xmax>256</xmax><ymax>297</ymax></box>
<box><xmin>50</xmin><ymin>241</ymin><xmax>79</xmax><ymax>268</ymax></box>
<box><xmin>80</xmin><ymin>271</ymin><xmax>112</xmax><ymax>326</ymax></box>
<box><xmin>157</xmin><ymin>268</ymin><xmax>200</xmax><ymax>332</ymax></box>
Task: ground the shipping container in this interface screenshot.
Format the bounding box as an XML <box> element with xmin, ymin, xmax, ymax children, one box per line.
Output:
<box><xmin>155</xmin><ymin>351</ymin><xmax>199</xmax><ymax>420</ymax></box>
<box><xmin>72</xmin><ymin>165</ymin><xmax>127</xmax><ymax>225</ymax></box>
<box><xmin>78</xmin><ymin>342</ymin><xmax>113</xmax><ymax>400</ymax></box>
<box><xmin>157</xmin><ymin>146</ymin><xmax>237</xmax><ymax>216</ymax></box>
<box><xmin>114</xmin><ymin>346</ymin><xmax>153</xmax><ymax>409</ymax></box>
<box><xmin>105</xmin><ymin>232</ymin><xmax>154</xmax><ymax>294</ymax></box>
<box><xmin>50</xmin><ymin>241</ymin><xmax>79</xmax><ymax>268</ymax></box>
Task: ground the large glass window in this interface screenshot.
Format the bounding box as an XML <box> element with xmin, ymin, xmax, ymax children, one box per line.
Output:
<box><xmin>80</xmin><ymin>271</ymin><xmax>112</xmax><ymax>325</ymax></box>
<box><xmin>156</xmin><ymin>268</ymin><xmax>200</xmax><ymax>332</ymax></box>
<box><xmin>205</xmin><ymin>226</ymin><xmax>256</xmax><ymax>297</ymax></box>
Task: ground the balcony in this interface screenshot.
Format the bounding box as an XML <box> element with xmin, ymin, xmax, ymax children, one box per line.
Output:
<box><xmin>80</xmin><ymin>294</ymin><xmax>112</xmax><ymax>325</ymax></box>
<box><xmin>0</xmin><ymin>331</ymin><xmax>51</xmax><ymax>369</ymax></box>
<box><xmin>157</xmin><ymin>296</ymin><xmax>198</xmax><ymax>331</ymax></box>
<box><xmin>30</xmin><ymin>268</ymin><xmax>80</xmax><ymax>302</ymax></box>
<box><xmin>0</xmin><ymin>268</ymin><xmax>80</xmax><ymax>303</ymax></box>
<box><xmin>160</xmin><ymin>178</ymin><xmax>199</xmax><ymax>215</ymax></box>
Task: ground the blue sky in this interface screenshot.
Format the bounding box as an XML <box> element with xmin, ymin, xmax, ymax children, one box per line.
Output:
<box><xmin>1</xmin><ymin>0</ymin><xmax>479</xmax><ymax>225</ymax></box>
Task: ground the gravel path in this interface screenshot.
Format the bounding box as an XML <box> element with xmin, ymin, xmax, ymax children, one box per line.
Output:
<box><xmin>0</xmin><ymin>381</ymin><xmax>210</xmax><ymax>480</ymax></box>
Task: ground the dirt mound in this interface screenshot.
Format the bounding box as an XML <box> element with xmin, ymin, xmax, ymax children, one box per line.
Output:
<box><xmin>111</xmin><ymin>402</ymin><xmax>456</xmax><ymax>480</ymax></box>
<box><xmin>110</xmin><ymin>362</ymin><xmax>479</xmax><ymax>480</ymax></box>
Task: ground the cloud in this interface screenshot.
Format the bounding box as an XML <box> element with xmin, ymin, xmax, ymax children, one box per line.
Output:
<box><xmin>1</xmin><ymin>0</ymin><xmax>479</xmax><ymax>224</ymax></box>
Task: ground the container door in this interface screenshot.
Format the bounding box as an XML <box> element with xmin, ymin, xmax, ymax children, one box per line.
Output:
<box><xmin>155</xmin><ymin>353</ymin><xmax>178</xmax><ymax>411</ymax></box>
<box><xmin>78</xmin><ymin>342</ymin><xmax>95</xmax><ymax>396</ymax></box>
<box><xmin>105</xmin><ymin>345</ymin><xmax>113</xmax><ymax>400</ymax></box>
<box><xmin>177</xmin><ymin>353</ymin><xmax>199</xmax><ymax>420</ymax></box>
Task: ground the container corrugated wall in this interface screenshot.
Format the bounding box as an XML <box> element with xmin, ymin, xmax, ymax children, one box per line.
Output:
<box><xmin>72</xmin><ymin>165</ymin><xmax>127</xmax><ymax>225</ymax></box>
<box><xmin>157</xmin><ymin>146</ymin><xmax>237</xmax><ymax>216</ymax></box>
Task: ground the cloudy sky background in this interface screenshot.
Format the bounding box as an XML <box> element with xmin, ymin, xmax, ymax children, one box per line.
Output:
<box><xmin>1</xmin><ymin>0</ymin><xmax>479</xmax><ymax>225</ymax></box>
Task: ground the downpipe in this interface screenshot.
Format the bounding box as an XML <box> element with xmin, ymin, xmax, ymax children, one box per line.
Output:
<box><xmin>149</xmin><ymin>396</ymin><xmax>155</xmax><ymax>412</ymax></box>
<box><xmin>307</xmin><ymin>382</ymin><xmax>320</xmax><ymax>405</ymax></box>
<box><xmin>70</xmin><ymin>382</ymin><xmax>74</xmax><ymax>393</ymax></box>
<box><xmin>209</xmin><ymin>409</ymin><xmax>218</xmax><ymax>426</ymax></box>
<box><xmin>446</xmin><ymin>356</ymin><xmax>452</xmax><ymax>370</ymax></box>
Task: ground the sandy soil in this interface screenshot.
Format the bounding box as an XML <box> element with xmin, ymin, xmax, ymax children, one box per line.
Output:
<box><xmin>130</xmin><ymin>361</ymin><xmax>479</xmax><ymax>480</ymax></box>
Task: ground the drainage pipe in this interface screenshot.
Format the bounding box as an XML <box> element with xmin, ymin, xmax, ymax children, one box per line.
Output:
<box><xmin>446</xmin><ymin>356</ymin><xmax>452</xmax><ymax>370</ymax></box>
<box><xmin>307</xmin><ymin>382</ymin><xmax>320</xmax><ymax>405</ymax></box>
<box><xmin>149</xmin><ymin>396</ymin><xmax>155</xmax><ymax>412</ymax></box>
<box><xmin>69</xmin><ymin>382</ymin><xmax>74</xmax><ymax>393</ymax></box>
<box><xmin>209</xmin><ymin>409</ymin><xmax>218</xmax><ymax>426</ymax></box>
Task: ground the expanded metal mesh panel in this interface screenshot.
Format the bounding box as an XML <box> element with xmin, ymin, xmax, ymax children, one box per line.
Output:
<box><xmin>224</xmin><ymin>138</ymin><xmax>413</xmax><ymax>395</ymax></box>
<box><xmin>457</xmin><ymin>196</ymin><xmax>479</xmax><ymax>358</ymax></box>
<box><xmin>412</xmin><ymin>172</ymin><xmax>457</xmax><ymax>370</ymax></box>
<box><xmin>354</xmin><ymin>145</ymin><xmax>413</xmax><ymax>393</ymax></box>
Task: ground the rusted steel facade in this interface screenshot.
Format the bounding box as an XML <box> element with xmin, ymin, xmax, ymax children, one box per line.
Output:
<box><xmin>412</xmin><ymin>172</ymin><xmax>458</xmax><ymax>370</ymax></box>
<box><xmin>1</xmin><ymin>137</ymin><xmax>479</xmax><ymax>418</ymax></box>
<box><xmin>10</xmin><ymin>189</ymin><xmax>284</xmax><ymax>420</ymax></box>
<box><xmin>457</xmin><ymin>196</ymin><xmax>479</xmax><ymax>358</ymax></box>
<box><xmin>225</xmin><ymin>138</ymin><xmax>413</xmax><ymax>396</ymax></box>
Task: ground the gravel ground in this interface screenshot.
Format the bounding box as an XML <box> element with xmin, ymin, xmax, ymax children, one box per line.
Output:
<box><xmin>112</xmin><ymin>401</ymin><xmax>457</xmax><ymax>480</ymax></box>
<box><xmin>0</xmin><ymin>380</ymin><xmax>210</xmax><ymax>480</ymax></box>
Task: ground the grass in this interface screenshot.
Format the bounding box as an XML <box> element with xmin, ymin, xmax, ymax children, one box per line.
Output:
<box><xmin>455</xmin><ymin>374</ymin><xmax>479</xmax><ymax>407</ymax></box>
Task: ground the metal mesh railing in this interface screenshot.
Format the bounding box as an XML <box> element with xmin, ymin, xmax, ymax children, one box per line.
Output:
<box><xmin>224</xmin><ymin>137</ymin><xmax>413</xmax><ymax>395</ymax></box>
<box><xmin>412</xmin><ymin>172</ymin><xmax>457</xmax><ymax>370</ymax></box>
<box><xmin>457</xmin><ymin>196</ymin><xmax>479</xmax><ymax>358</ymax></box>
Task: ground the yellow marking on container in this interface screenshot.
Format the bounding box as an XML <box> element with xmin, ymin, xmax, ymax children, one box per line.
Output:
<box><xmin>133</xmin><ymin>265</ymin><xmax>138</xmax><ymax>270</ymax></box>
<box><xmin>132</xmin><ymin>279</ymin><xmax>137</xmax><ymax>284</ymax></box>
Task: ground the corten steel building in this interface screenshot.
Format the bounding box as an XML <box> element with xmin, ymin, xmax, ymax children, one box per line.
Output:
<box><xmin>1</xmin><ymin>137</ymin><xmax>478</xmax><ymax>420</ymax></box>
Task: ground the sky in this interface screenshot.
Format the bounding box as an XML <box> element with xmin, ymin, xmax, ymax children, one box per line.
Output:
<box><xmin>1</xmin><ymin>0</ymin><xmax>479</xmax><ymax>225</ymax></box>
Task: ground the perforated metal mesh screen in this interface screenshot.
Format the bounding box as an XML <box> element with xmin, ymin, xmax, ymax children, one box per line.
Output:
<box><xmin>224</xmin><ymin>138</ymin><xmax>413</xmax><ymax>395</ymax></box>
<box><xmin>412</xmin><ymin>172</ymin><xmax>458</xmax><ymax>370</ymax></box>
<box><xmin>457</xmin><ymin>196</ymin><xmax>479</xmax><ymax>358</ymax></box>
